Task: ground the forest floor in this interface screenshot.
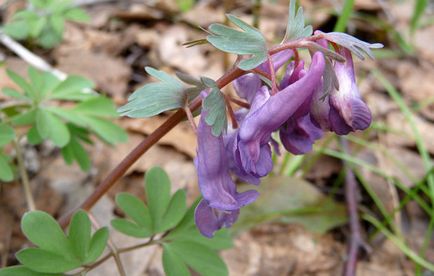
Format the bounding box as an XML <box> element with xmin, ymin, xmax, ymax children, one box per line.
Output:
<box><xmin>1</xmin><ymin>0</ymin><xmax>434</xmax><ymax>275</ymax></box>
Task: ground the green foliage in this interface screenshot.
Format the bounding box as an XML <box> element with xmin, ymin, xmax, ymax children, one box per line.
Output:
<box><xmin>176</xmin><ymin>0</ymin><xmax>195</xmax><ymax>12</ymax></box>
<box><xmin>411</xmin><ymin>0</ymin><xmax>428</xmax><ymax>33</ymax></box>
<box><xmin>111</xmin><ymin>167</ymin><xmax>232</xmax><ymax>276</ymax></box>
<box><xmin>0</xmin><ymin>67</ymin><xmax>126</xmax><ymax>173</ymax></box>
<box><xmin>283</xmin><ymin>0</ymin><xmax>313</xmax><ymax>42</ymax></box>
<box><xmin>207</xmin><ymin>14</ymin><xmax>268</xmax><ymax>70</ymax></box>
<box><xmin>3</xmin><ymin>0</ymin><xmax>89</xmax><ymax>49</ymax></box>
<box><xmin>333</xmin><ymin>0</ymin><xmax>355</xmax><ymax>32</ymax></box>
<box><xmin>202</xmin><ymin>78</ymin><xmax>228</xmax><ymax>137</ymax></box>
<box><xmin>0</xmin><ymin>210</ymin><xmax>108</xmax><ymax>274</ymax></box>
<box><xmin>118</xmin><ymin>67</ymin><xmax>200</xmax><ymax>118</ymax></box>
<box><xmin>112</xmin><ymin>167</ymin><xmax>187</xmax><ymax>236</ymax></box>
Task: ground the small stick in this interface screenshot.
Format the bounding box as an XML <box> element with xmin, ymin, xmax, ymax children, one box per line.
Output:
<box><xmin>340</xmin><ymin>137</ymin><xmax>367</xmax><ymax>276</ymax></box>
<box><xmin>183</xmin><ymin>104</ymin><xmax>197</xmax><ymax>133</ymax></box>
<box><xmin>13</xmin><ymin>140</ymin><xmax>36</xmax><ymax>211</ymax></box>
<box><xmin>0</xmin><ymin>32</ymin><xmax>66</xmax><ymax>80</ymax></box>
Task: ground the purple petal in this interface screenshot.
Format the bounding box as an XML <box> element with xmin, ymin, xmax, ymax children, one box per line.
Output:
<box><xmin>233</xmin><ymin>73</ymin><xmax>262</xmax><ymax>104</ymax></box>
<box><xmin>258</xmin><ymin>49</ymin><xmax>294</xmax><ymax>74</ymax></box>
<box><xmin>196</xmin><ymin>110</ymin><xmax>258</xmax><ymax>210</ymax></box>
<box><xmin>194</xmin><ymin>199</ymin><xmax>240</xmax><ymax>238</ymax></box>
<box><xmin>329</xmin><ymin>48</ymin><xmax>372</xmax><ymax>134</ymax></box>
<box><xmin>236</xmin><ymin>52</ymin><xmax>325</xmax><ymax>175</ymax></box>
<box><xmin>280</xmin><ymin>61</ymin><xmax>305</xmax><ymax>89</ymax></box>
<box><xmin>280</xmin><ymin>115</ymin><xmax>323</xmax><ymax>154</ymax></box>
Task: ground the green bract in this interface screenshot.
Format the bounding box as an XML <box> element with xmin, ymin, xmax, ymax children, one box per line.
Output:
<box><xmin>207</xmin><ymin>14</ymin><xmax>268</xmax><ymax>70</ymax></box>
<box><xmin>4</xmin><ymin>210</ymin><xmax>109</xmax><ymax>274</ymax></box>
<box><xmin>3</xmin><ymin>0</ymin><xmax>89</xmax><ymax>49</ymax></box>
<box><xmin>202</xmin><ymin>78</ymin><xmax>228</xmax><ymax>137</ymax></box>
<box><xmin>0</xmin><ymin>67</ymin><xmax>126</xmax><ymax>173</ymax></box>
<box><xmin>118</xmin><ymin>67</ymin><xmax>200</xmax><ymax>118</ymax></box>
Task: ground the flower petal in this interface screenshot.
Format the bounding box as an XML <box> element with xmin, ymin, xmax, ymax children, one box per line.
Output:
<box><xmin>194</xmin><ymin>199</ymin><xmax>240</xmax><ymax>238</ymax></box>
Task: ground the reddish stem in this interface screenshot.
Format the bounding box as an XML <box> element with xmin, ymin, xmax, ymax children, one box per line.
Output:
<box><xmin>224</xmin><ymin>95</ymin><xmax>239</xmax><ymax>129</ymax></box>
<box><xmin>228</xmin><ymin>96</ymin><xmax>250</xmax><ymax>109</ymax></box>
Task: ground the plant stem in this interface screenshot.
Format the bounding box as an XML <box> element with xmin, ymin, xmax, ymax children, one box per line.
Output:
<box><xmin>58</xmin><ymin>38</ymin><xmax>323</xmax><ymax>228</ymax></box>
<box><xmin>340</xmin><ymin>137</ymin><xmax>365</xmax><ymax>276</ymax></box>
<box><xmin>13</xmin><ymin>140</ymin><xmax>36</xmax><ymax>211</ymax></box>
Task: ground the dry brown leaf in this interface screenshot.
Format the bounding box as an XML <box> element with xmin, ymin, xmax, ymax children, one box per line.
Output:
<box><xmin>385</xmin><ymin>111</ymin><xmax>434</xmax><ymax>154</ymax></box>
<box><xmin>121</xmin><ymin>117</ymin><xmax>197</xmax><ymax>158</ymax></box>
<box><xmin>223</xmin><ymin>224</ymin><xmax>343</xmax><ymax>276</ymax></box>
<box><xmin>55</xmin><ymin>48</ymin><xmax>131</xmax><ymax>99</ymax></box>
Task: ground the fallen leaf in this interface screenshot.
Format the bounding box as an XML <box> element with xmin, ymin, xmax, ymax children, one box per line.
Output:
<box><xmin>235</xmin><ymin>175</ymin><xmax>347</xmax><ymax>234</ymax></box>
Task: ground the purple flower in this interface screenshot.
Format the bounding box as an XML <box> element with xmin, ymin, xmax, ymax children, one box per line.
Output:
<box><xmin>235</xmin><ymin>52</ymin><xmax>326</xmax><ymax>174</ymax></box>
<box><xmin>329</xmin><ymin>47</ymin><xmax>372</xmax><ymax>135</ymax></box>
<box><xmin>195</xmin><ymin>199</ymin><xmax>239</xmax><ymax>238</ymax></box>
<box><xmin>194</xmin><ymin>109</ymin><xmax>259</xmax><ymax>237</ymax></box>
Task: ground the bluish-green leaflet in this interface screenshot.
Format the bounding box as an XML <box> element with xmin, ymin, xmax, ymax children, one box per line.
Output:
<box><xmin>283</xmin><ymin>0</ymin><xmax>313</xmax><ymax>42</ymax></box>
<box><xmin>207</xmin><ymin>14</ymin><xmax>267</xmax><ymax>70</ymax></box>
<box><xmin>203</xmin><ymin>88</ymin><xmax>227</xmax><ymax>137</ymax></box>
<box><xmin>118</xmin><ymin>67</ymin><xmax>191</xmax><ymax>118</ymax></box>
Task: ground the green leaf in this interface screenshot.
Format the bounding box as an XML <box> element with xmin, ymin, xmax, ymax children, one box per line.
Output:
<box><xmin>207</xmin><ymin>14</ymin><xmax>267</xmax><ymax>70</ymax></box>
<box><xmin>6</xmin><ymin>70</ymin><xmax>35</xmax><ymax>99</ymax></box>
<box><xmin>47</xmin><ymin>107</ymin><xmax>87</xmax><ymax>127</ymax></box>
<box><xmin>167</xmin><ymin>227</ymin><xmax>233</xmax><ymax>250</ymax></box>
<box><xmin>165</xmin><ymin>241</ymin><xmax>228</xmax><ymax>276</ymax></box>
<box><xmin>37</xmin><ymin>29</ymin><xmax>62</xmax><ymax>49</ymax></box>
<box><xmin>145</xmin><ymin>167</ymin><xmax>172</xmax><ymax>231</ymax></box>
<box><xmin>50</xmin><ymin>76</ymin><xmax>94</xmax><ymax>100</ymax></box>
<box><xmin>283</xmin><ymin>0</ymin><xmax>313</xmax><ymax>42</ymax></box>
<box><xmin>27</xmin><ymin>126</ymin><xmax>43</xmax><ymax>145</ymax></box>
<box><xmin>0</xmin><ymin>265</ymin><xmax>61</xmax><ymax>276</ymax></box>
<box><xmin>202</xmin><ymin>88</ymin><xmax>227</xmax><ymax>136</ymax></box>
<box><xmin>85</xmin><ymin>227</ymin><xmax>109</xmax><ymax>264</ymax></box>
<box><xmin>10</xmin><ymin>109</ymin><xmax>37</xmax><ymax>126</ymax></box>
<box><xmin>115</xmin><ymin>193</ymin><xmax>152</xmax><ymax>228</ymax></box>
<box><xmin>159</xmin><ymin>190</ymin><xmax>187</xmax><ymax>232</ymax></box>
<box><xmin>2</xmin><ymin>87</ymin><xmax>28</xmax><ymax>100</ymax></box>
<box><xmin>62</xmin><ymin>138</ymin><xmax>91</xmax><ymax>171</ymax></box>
<box><xmin>36</xmin><ymin>109</ymin><xmax>70</xmax><ymax>147</ymax></box>
<box><xmin>29</xmin><ymin>0</ymin><xmax>49</xmax><ymax>8</ymax></box>
<box><xmin>21</xmin><ymin>211</ymin><xmax>72</xmax><ymax>256</ymax></box>
<box><xmin>73</xmin><ymin>97</ymin><xmax>119</xmax><ymax>117</ymax></box>
<box><xmin>16</xmin><ymin>248</ymin><xmax>80</xmax><ymax>273</ymax></box>
<box><xmin>118</xmin><ymin>67</ymin><xmax>187</xmax><ymax>118</ymax></box>
<box><xmin>111</xmin><ymin>219</ymin><xmax>152</xmax><ymax>238</ymax></box>
<box><xmin>0</xmin><ymin>153</ymin><xmax>14</xmax><ymax>182</ymax></box>
<box><xmin>29</xmin><ymin>17</ymin><xmax>47</xmax><ymax>38</ymax></box>
<box><xmin>0</xmin><ymin>124</ymin><xmax>15</xmax><ymax>146</ymax></box>
<box><xmin>85</xmin><ymin>117</ymin><xmax>127</xmax><ymax>145</ymax></box>
<box><xmin>64</xmin><ymin>8</ymin><xmax>90</xmax><ymax>22</ymax></box>
<box><xmin>68</xmin><ymin>210</ymin><xmax>91</xmax><ymax>261</ymax></box>
<box><xmin>50</xmin><ymin>15</ymin><xmax>65</xmax><ymax>36</ymax></box>
<box><xmin>3</xmin><ymin>21</ymin><xmax>30</xmax><ymax>40</ymax></box>
<box><xmin>234</xmin><ymin>175</ymin><xmax>347</xmax><ymax>234</ymax></box>
<box><xmin>162</xmin><ymin>245</ymin><xmax>190</xmax><ymax>276</ymax></box>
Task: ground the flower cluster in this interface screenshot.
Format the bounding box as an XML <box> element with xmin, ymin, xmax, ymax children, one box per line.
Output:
<box><xmin>194</xmin><ymin>34</ymin><xmax>382</xmax><ymax>237</ymax></box>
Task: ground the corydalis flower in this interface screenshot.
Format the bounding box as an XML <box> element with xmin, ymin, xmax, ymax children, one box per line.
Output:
<box><xmin>236</xmin><ymin>52</ymin><xmax>325</xmax><ymax>174</ymax></box>
<box><xmin>329</xmin><ymin>47</ymin><xmax>372</xmax><ymax>135</ymax></box>
<box><xmin>194</xmin><ymin>108</ymin><xmax>258</xmax><ymax>237</ymax></box>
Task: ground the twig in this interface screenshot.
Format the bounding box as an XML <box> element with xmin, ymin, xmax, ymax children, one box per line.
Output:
<box><xmin>13</xmin><ymin>140</ymin><xmax>36</xmax><ymax>211</ymax></box>
<box><xmin>58</xmin><ymin>38</ymin><xmax>322</xmax><ymax>228</ymax></box>
<box><xmin>0</xmin><ymin>32</ymin><xmax>66</xmax><ymax>80</ymax></box>
<box><xmin>340</xmin><ymin>137</ymin><xmax>366</xmax><ymax>276</ymax></box>
<box><xmin>88</xmin><ymin>213</ymin><xmax>126</xmax><ymax>276</ymax></box>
